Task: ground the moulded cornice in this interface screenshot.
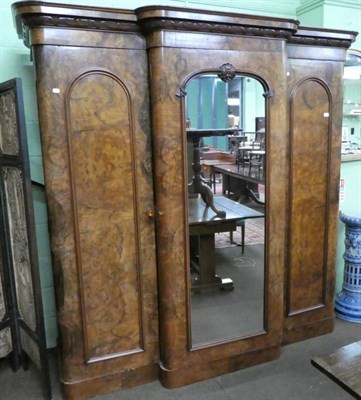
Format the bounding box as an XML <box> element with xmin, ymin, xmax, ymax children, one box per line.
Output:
<box><xmin>137</xmin><ymin>18</ymin><xmax>297</xmax><ymax>39</ymax></box>
<box><xmin>12</xmin><ymin>1</ymin><xmax>357</xmax><ymax>49</ymax></box>
<box><xmin>289</xmin><ymin>26</ymin><xmax>357</xmax><ymax>47</ymax></box>
<box><xmin>288</xmin><ymin>35</ymin><xmax>356</xmax><ymax>48</ymax></box>
<box><xmin>12</xmin><ymin>1</ymin><xmax>140</xmax><ymax>47</ymax></box>
<box><xmin>135</xmin><ymin>5</ymin><xmax>299</xmax><ymax>38</ymax></box>
<box><xmin>22</xmin><ymin>14</ymin><xmax>141</xmax><ymax>34</ymax></box>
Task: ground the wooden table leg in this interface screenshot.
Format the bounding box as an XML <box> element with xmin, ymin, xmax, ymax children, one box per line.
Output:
<box><xmin>191</xmin><ymin>233</ymin><xmax>233</xmax><ymax>292</ymax></box>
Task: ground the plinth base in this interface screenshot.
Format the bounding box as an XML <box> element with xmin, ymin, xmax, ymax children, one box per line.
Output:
<box><xmin>335</xmin><ymin>290</ymin><xmax>361</xmax><ymax>323</ymax></box>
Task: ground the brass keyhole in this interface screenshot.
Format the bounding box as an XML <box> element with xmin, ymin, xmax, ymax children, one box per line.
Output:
<box><xmin>146</xmin><ymin>208</ymin><xmax>155</xmax><ymax>218</ymax></box>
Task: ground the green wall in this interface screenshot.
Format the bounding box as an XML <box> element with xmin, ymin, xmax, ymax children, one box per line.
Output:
<box><xmin>297</xmin><ymin>0</ymin><xmax>361</xmax><ymax>48</ymax></box>
<box><xmin>1</xmin><ymin>0</ymin><xmax>360</xmax><ymax>347</ymax></box>
<box><xmin>186</xmin><ymin>77</ymin><xmax>228</xmax><ymax>150</ymax></box>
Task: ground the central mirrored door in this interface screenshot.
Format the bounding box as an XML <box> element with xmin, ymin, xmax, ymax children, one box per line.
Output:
<box><xmin>184</xmin><ymin>71</ymin><xmax>267</xmax><ymax>347</ymax></box>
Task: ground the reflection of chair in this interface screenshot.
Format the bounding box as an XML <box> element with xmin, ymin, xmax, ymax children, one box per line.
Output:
<box><xmin>254</xmin><ymin>130</ymin><xmax>265</xmax><ymax>148</ymax></box>
<box><xmin>236</xmin><ymin>131</ymin><xmax>265</xmax><ymax>168</ymax></box>
<box><xmin>248</xmin><ymin>151</ymin><xmax>265</xmax><ymax>171</ymax></box>
<box><xmin>229</xmin><ymin>136</ymin><xmax>246</xmax><ymax>154</ymax></box>
<box><xmin>230</xmin><ymin>220</ymin><xmax>245</xmax><ymax>253</ymax></box>
<box><xmin>237</xmin><ymin>147</ymin><xmax>251</xmax><ymax>166</ymax></box>
<box><xmin>248</xmin><ymin>131</ymin><xmax>265</xmax><ymax>171</ymax></box>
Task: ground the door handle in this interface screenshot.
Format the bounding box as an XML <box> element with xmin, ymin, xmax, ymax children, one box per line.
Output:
<box><xmin>145</xmin><ymin>208</ymin><xmax>155</xmax><ymax>219</ymax></box>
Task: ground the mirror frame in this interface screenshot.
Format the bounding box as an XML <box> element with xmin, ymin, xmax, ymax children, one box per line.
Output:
<box><xmin>178</xmin><ymin>63</ymin><xmax>273</xmax><ymax>351</ymax></box>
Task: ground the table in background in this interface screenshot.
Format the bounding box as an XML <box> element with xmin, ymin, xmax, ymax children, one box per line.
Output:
<box><xmin>214</xmin><ymin>164</ymin><xmax>265</xmax><ymax>203</ymax></box>
<box><xmin>188</xmin><ymin>195</ymin><xmax>264</xmax><ymax>291</ymax></box>
<box><xmin>311</xmin><ymin>341</ymin><xmax>361</xmax><ymax>399</ymax></box>
<box><xmin>201</xmin><ymin>159</ymin><xmax>235</xmax><ymax>193</ymax></box>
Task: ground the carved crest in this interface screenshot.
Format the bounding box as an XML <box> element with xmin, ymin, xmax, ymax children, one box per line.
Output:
<box><xmin>217</xmin><ymin>63</ymin><xmax>236</xmax><ymax>82</ymax></box>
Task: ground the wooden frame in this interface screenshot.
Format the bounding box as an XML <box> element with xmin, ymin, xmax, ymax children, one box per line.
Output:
<box><xmin>11</xmin><ymin>2</ymin><xmax>358</xmax><ymax>398</ymax></box>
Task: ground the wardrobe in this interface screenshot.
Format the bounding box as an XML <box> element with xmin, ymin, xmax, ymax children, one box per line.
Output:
<box><xmin>12</xmin><ymin>2</ymin><xmax>357</xmax><ymax>399</ymax></box>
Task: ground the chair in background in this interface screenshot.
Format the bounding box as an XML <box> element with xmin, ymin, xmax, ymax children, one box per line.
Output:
<box><xmin>248</xmin><ymin>130</ymin><xmax>266</xmax><ymax>171</ymax></box>
<box><xmin>229</xmin><ymin>197</ymin><xmax>265</xmax><ymax>253</ymax></box>
<box><xmin>230</xmin><ymin>219</ymin><xmax>246</xmax><ymax>253</ymax></box>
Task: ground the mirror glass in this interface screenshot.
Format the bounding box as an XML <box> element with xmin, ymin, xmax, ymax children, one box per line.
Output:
<box><xmin>342</xmin><ymin>50</ymin><xmax>361</xmax><ymax>156</ymax></box>
<box><xmin>185</xmin><ymin>74</ymin><xmax>267</xmax><ymax>347</ymax></box>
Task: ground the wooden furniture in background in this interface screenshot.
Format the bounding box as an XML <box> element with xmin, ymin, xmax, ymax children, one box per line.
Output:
<box><xmin>214</xmin><ymin>164</ymin><xmax>265</xmax><ymax>202</ymax></box>
<box><xmin>189</xmin><ymin>196</ymin><xmax>263</xmax><ymax>290</ymax></box>
<box><xmin>12</xmin><ymin>2</ymin><xmax>357</xmax><ymax>399</ymax></box>
<box><xmin>187</xmin><ymin>129</ymin><xmax>239</xmax><ymax>217</ymax></box>
<box><xmin>201</xmin><ymin>159</ymin><xmax>235</xmax><ymax>192</ymax></box>
<box><xmin>311</xmin><ymin>341</ymin><xmax>361</xmax><ymax>399</ymax></box>
<box><xmin>201</xmin><ymin>151</ymin><xmax>236</xmax><ymax>193</ymax></box>
<box><xmin>228</xmin><ymin>135</ymin><xmax>247</xmax><ymax>153</ymax></box>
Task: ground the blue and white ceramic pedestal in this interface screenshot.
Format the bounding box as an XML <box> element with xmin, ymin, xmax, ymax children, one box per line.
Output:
<box><xmin>335</xmin><ymin>213</ymin><xmax>361</xmax><ymax>323</ymax></box>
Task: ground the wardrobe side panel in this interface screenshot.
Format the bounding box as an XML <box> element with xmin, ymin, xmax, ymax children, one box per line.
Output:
<box><xmin>284</xmin><ymin>53</ymin><xmax>345</xmax><ymax>344</ymax></box>
<box><xmin>33</xmin><ymin>44</ymin><xmax>158</xmax><ymax>399</ymax></box>
<box><xmin>289</xmin><ymin>80</ymin><xmax>330</xmax><ymax>312</ymax></box>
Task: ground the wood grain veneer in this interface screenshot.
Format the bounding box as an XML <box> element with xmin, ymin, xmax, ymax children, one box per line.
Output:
<box><xmin>12</xmin><ymin>1</ymin><xmax>357</xmax><ymax>398</ymax></box>
<box><xmin>12</xmin><ymin>6</ymin><xmax>159</xmax><ymax>397</ymax></box>
<box><xmin>143</xmin><ymin>24</ymin><xmax>288</xmax><ymax>388</ymax></box>
<box><xmin>284</xmin><ymin>36</ymin><xmax>349</xmax><ymax>344</ymax></box>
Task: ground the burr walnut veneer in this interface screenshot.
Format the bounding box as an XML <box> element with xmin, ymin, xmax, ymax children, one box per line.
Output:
<box><xmin>12</xmin><ymin>2</ymin><xmax>357</xmax><ymax>399</ymax></box>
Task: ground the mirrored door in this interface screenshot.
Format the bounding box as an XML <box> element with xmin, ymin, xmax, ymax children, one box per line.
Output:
<box><xmin>184</xmin><ymin>70</ymin><xmax>268</xmax><ymax>347</ymax></box>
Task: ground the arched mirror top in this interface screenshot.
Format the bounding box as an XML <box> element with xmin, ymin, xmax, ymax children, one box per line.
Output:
<box><xmin>177</xmin><ymin>63</ymin><xmax>272</xmax><ymax>99</ymax></box>
<box><xmin>182</xmin><ymin>65</ymin><xmax>268</xmax><ymax>348</ymax></box>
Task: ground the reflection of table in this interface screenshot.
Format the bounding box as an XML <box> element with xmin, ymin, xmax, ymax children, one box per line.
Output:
<box><xmin>201</xmin><ymin>159</ymin><xmax>235</xmax><ymax>193</ymax></box>
<box><xmin>188</xmin><ymin>195</ymin><xmax>264</xmax><ymax>291</ymax></box>
<box><xmin>214</xmin><ymin>164</ymin><xmax>265</xmax><ymax>203</ymax></box>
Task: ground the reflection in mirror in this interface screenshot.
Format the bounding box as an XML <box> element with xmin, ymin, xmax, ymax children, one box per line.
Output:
<box><xmin>342</xmin><ymin>50</ymin><xmax>361</xmax><ymax>156</ymax></box>
<box><xmin>185</xmin><ymin>73</ymin><xmax>267</xmax><ymax>347</ymax></box>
